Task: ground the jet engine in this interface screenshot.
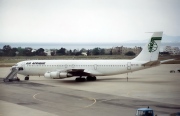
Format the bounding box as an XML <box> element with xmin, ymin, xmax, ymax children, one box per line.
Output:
<box><xmin>44</xmin><ymin>71</ymin><xmax>73</xmax><ymax>79</ymax></box>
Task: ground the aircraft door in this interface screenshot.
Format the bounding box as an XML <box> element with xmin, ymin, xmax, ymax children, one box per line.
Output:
<box><xmin>127</xmin><ymin>62</ymin><xmax>131</xmax><ymax>70</ymax></box>
<box><xmin>21</xmin><ymin>62</ymin><xmax>25</xmax><ymax>70</ymax></box>
<box><xmin>65</xmin><ymin>64</ymin><xmax>68</xmax><ymax>68</ymax></box>
<box><xmin>94</xmin><ymin>64</ymin><xmax>97</xmax><ymax>70</ymax></box>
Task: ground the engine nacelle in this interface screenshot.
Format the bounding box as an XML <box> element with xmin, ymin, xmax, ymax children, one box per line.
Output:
<box><xmin>44</xmin><ymin>71</ymin><xmax>73</xmax><ymax>79</ymax></box>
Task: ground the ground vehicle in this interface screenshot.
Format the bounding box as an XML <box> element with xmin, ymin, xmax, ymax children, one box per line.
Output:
<box><xmin>136</xmin><ymin>107</ymin><xmax>154</xmax><ymax>116</ymax></box>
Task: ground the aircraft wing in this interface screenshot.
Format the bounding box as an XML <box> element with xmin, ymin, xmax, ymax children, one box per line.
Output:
<box><xmin>65</xmin><ymin>69</ymin><xmax>91</xmax><ymax>76</ymax></box>
<box><xmin>56</xmin><ymin>68</ymin><xmax>102</xmax><ymax>76</ymax></box>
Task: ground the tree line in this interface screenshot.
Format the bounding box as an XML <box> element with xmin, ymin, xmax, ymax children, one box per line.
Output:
<box><xmin>0</xmin><ymin>45</ymin><xmax>136</xmax><ymax>57</ymax></box>
<box><xmin>0</xmin><ymin>45</ymin><xmax>107</xmax><ymax>56</ymax></box>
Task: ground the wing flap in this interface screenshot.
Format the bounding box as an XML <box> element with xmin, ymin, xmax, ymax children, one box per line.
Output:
<box><xmin>54</xmin><ymin>68</ymin><xmax>101</xmax><ymax>76</ymax></box>
<box><xmin>64</xmin><ymin>69</ymin><xmax>92</xmax><ymax>76</ymax></box>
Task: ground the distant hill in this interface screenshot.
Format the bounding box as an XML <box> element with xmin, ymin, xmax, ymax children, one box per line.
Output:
<box><xmin>162</xmin><ymin>34</ymin><xmax>180</xmax><ymax>43</ymax></box>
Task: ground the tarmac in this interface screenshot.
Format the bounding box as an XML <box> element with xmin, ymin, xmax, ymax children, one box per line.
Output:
<box><xmin>0</xmin><ymin>64</ymin><xmax>180</xmax><ymax>116</ymax></box>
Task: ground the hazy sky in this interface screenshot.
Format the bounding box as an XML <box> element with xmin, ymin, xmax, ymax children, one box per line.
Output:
<box><xmin>0</xmin><ymin>0</ymin><xmax>180</xmax><ymax>43</ymax></box>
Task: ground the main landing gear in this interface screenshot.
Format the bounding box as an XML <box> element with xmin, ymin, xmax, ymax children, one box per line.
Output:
<box><xmin>86</xmin><ymin>76</ymin><xmax>96</xmax><ymax>81</ymax></box>
<box><xmin>75</xmin><ymin>76</ymin><xmax>96</xmax><ymax>82</ymax></box>
<box><xmin>24</xmin><ymin>75</ymin><xmax>29</xmax><ymax>80</ymax></box>
<box><xmin>75</xmin><ymin>77</ymin><xmax>86</xmax><ymax>82</ymax></box>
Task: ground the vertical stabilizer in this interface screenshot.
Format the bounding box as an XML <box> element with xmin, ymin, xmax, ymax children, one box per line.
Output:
<box><xmin>133</xmin><ymin>32</ymin><xmax>163</xmax><ymax>61</ymax></box>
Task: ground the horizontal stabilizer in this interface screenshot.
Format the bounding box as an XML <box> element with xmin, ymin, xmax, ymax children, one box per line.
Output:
<box><xmin>142</xmin><ymin>60</ymin><xmax>160</xmax><ymax>66</ymax></box>
<box><xmin>160</xmin><ymin>59</ymin><xmax>175</xmax><ymax>64</ymax></box>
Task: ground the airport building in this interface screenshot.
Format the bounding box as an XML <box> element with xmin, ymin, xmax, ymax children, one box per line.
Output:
<box><xmin>121</xmin><ymin>46</ymin><xmax>142</xmax><ymax>55</ymax></box>
<box><xmin>105</xmin><ymin>46</ymin><xmax>142</xmax><ymax>55</ymax></box>
<box><xmin>44</xmin><ymin>49</ymin><xmax>51</xmax><ymax>56</ymax></box>
<box><xmin>164</xmin><ymin>46</ymin><xmax>180</xmax><ymax>55</ymax></box>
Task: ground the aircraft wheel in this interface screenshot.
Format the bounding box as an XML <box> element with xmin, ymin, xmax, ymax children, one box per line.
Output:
<box><xmin>75</xmin><ymin>78</ymin><xmax>86</xmax><ymax>82</ymax></box>
<box><xmin>86</xmin><ymin>76</ymin><xmax>91</xmax><ymax>81</ymax></box>
<box><xmin>86</xmin><ymin>76</ymin><xmax>96</xmax><ymax>81</ymax></box>
<box><xmin>17</xmin><ymin>77</ymin><xmax>20</xmax><ymax>81</ymax></box>
<box><xmin>92</xmin><ymin>76</ymin><xmax>96</xmax><ymax>81</ymax></box>
<box><xmin>25</xmin><ymin>76</ymin><xmax>29</xmax><ymax>80</ymax></box>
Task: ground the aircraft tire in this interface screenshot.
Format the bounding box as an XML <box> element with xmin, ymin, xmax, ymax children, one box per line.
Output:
<box><xmin>25</xmin><ymin>77</ymin><xmax>29</xmax><ymax>80</ymax></box>
<box><xmin>86</xmin><ymin>76</ymin><xmax>96</xmax><ymax>81</ymax></box>
<box><xmin>8</xmin><ymin>79</ymin><xmax>13</xmax><ymax>82</ymax></box>
<box><xmin>75</xmin><ymin>78</ymin><xmax>86</xmax><ymax>82</ymax></box>
<box><xmin>17</xmin><ymin>78</ymin><xmax>20</xmax><ymax>81</ymax></box>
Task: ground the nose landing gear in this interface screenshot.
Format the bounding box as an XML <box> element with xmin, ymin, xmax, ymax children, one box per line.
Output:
<box><xmin>24</xmin><ymin>75</ymin><xmax>29</xmax><ymax>80</ymax></box>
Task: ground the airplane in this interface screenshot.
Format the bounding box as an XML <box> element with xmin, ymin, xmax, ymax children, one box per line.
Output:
<box><xmin>4</xmin><ymin>32</ymin><xmax>167</xmax><ymax>82</ymax></box>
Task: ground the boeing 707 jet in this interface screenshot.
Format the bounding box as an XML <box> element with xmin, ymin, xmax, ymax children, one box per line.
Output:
<box><xmin>4</xmin><ymin>32</ymin><xmax>165</xmax><ymax>82</ymax></box>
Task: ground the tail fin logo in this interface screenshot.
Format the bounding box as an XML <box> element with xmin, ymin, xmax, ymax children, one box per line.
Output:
<box><xmin>148</xmin><ymin>37</ymin><xmax>161</xmax><ymax>52</ymax></box>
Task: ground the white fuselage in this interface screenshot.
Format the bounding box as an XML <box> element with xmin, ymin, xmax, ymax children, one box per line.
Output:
<box><xmin>17</xmin><ymin>60</ymin><xmax>147</xmax><ymax>77</ymax></box>
<box><xmin>8</xmin><ymin>32</ymin><xmax>163</xmax><ymax>80</ymax></box>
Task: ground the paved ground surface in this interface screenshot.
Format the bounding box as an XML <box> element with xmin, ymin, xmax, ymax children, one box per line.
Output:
<box><xmin>0</xmin><ymin>64</ymin><xmax>180</xmax><ymax>116</ymax></box>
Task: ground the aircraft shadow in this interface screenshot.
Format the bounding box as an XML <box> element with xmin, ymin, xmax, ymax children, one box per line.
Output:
<box><xmin>58</xmin><ymin>77</ymin><xmax>130</xmax><ymax>84</ymax></box>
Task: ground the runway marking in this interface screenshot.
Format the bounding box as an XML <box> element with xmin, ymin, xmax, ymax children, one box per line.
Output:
<box><xmin>33</xmin><ymin>93</ymin><xmax>53</xmax><ymax>104</ymax></box>
<box><xmin>98</xmin><ymin>97</ymin><xmax>122</xmax><ymax>103</ymax></box>
<box><xmin>33</xmin><ymin>93</ymin><xmax>96</xmax><ymax>110</ymax></box>
<box><xmin>33</xmin><ymin>93</ymin><xmax>71</xmax><ymax>112</ymax></box>
<box><xmin>70</xmin><ymin>97</ymin><xmax>96</xmax><ymax>111</ymax></box>
<box><xmin>84</xmin><ymin>97</ymin><xmax>96</xmax><ymax>108</ymax></box>
<box><xmin>125</xmin><ymin>90</ymin><xmax>132</xmax><ymax>97</ymax></box>
<box><xmin>126</xmin><ymin>91</ymin><xmax>131</xmax><ymax>96</ymax></box>
<box><xmin>99</xmin><ymin>99</ymin><xmax>114</xmax><ymax>102</ymax></box>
